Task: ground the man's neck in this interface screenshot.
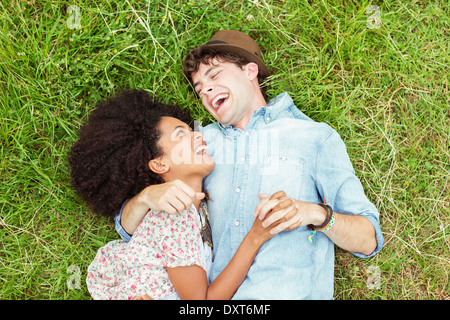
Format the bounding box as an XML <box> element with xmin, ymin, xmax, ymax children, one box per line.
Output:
<box><xmin>232</xmin><ymin>95</ymin><xmax>267</xmax><ymax>131</ymax></box>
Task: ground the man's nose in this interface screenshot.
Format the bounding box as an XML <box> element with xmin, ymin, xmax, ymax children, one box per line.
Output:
<box><xmin>200</xmin><ymin>84</ymin><xmax>213</xmax><ymax>96</ymax></box>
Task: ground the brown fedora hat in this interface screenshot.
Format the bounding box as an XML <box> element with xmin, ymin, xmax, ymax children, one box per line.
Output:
<box><xmin>197</xmin><ymin>29</ymin><xmax>270</xmax><ymax>76</ymax></box>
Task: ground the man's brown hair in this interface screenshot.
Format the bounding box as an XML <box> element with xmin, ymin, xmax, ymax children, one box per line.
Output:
<box><xmin>183</xmin><ymin>46</ymin><xmax>270</xmax><ymax>100</ymax></box>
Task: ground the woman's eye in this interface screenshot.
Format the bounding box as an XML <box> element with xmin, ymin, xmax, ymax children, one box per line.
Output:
<box><xmin>176</xmin><ymin>128</ymin><xmax>193</xmax><ymax>138</ymax></box>
<box><xmin>177</xmin><ymin>130</ymin><xmax>187</xmax><ymax>137</ymax></box>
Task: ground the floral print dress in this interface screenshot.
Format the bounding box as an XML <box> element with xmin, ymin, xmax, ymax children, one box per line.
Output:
<box><xmin>86</xmin><ymin>201</ymin><xmax>213</xmax><ymax>300</ymax></box>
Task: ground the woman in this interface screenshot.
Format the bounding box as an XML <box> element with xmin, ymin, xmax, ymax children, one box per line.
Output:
<box><xmin>69</xmin><ymin>90</ymin><xmax>287</xmax><ymax>299</ymax></box>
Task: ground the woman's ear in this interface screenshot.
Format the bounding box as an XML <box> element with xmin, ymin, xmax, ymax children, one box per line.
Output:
<box><xmin>148</xmin><ymin>158</ymin><xmax>169</xmax><ymax>174</ymax></box>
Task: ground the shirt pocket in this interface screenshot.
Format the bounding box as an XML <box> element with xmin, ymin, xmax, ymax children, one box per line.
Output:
<box><xmin>259</xmin><ymin>155</ymin><xmax>304</xmax><ymax>199</ymax></box>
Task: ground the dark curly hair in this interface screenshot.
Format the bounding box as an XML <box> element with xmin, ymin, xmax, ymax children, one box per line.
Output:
<box><xmin>68</xmin><ymin>90</ymin><xmax>192</xmax><ymax>218</ymax></box>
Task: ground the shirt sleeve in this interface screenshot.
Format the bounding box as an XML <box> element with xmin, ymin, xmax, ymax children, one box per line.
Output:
<box><xmin>114</xmin><ymin>199</ymin><xmax>132</xmax><ymax>243</ymax></box>
<box><xmin>315</xmin><ymin>129</ymin><xmax>384</xmax><ymax>258</ymax></box>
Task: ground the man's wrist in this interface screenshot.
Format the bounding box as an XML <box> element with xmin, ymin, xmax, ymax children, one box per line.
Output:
<box><xmin>136</xmin><ymin>185</ymin><xmax>156</xmax><ymax>211</ymax></box>
<box><xmin>308</xmin><ymin>203</ymin><xmax>333</xmax><ymax>231</ymax></box>
<box><xmin>307</xmin><ymin>204</ymin><xmax>335</xmax><ymax>242</ymax></box>
<box><xmin>136</xmin><ymin>187</ymin><xmax>149</xmax><ymax>206</ymax></box>
<box><xmin>310</xmin><ymin>203</ymin><xmax>328</xmax><ymax>227</ymax></box>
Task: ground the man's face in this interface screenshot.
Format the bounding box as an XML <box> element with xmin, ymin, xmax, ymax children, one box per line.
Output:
<box><xmin>192</xmin><ymin>58</ymin><xmax>259</xmax><ymax>129</ymax></box>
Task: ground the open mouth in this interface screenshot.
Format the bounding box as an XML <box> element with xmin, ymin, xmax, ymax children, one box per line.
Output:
<box><xmin>194</xmin><ymin>143</ymin><xmax>208</xmax><ymax>155</ymax></box>
<box><xmin>211</xmin><ymin>93</ymin><xmax>229</xmax><ymax>110</ymax></box>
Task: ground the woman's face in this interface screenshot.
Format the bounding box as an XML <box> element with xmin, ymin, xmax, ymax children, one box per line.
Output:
<box><xmin>150</xmin><ymin>116</ymin><xmax>215</xmax><ymax>181</ymax></box>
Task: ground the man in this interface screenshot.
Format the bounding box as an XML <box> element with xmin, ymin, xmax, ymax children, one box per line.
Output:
<box><xmin>115</xmin><ymin>30</ymin><xmax>384</xmax><ymax>299</ymax></box>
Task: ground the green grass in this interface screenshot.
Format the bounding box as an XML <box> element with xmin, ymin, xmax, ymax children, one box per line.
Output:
<box><xmin>0</xmin><ymin>0</ymin><xmax>448</xmax><ymax>300</ymax></box>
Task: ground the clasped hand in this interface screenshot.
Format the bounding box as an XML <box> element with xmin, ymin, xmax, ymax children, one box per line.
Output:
<box><xmin>138</xmin><ymin>180</ymin><xmax>304</xmax><ymax>235</ymax></box>
<box><xmin>253</xmin><ymin>191</ymin><xmax>303</xmax><ymax>235</ymax></box>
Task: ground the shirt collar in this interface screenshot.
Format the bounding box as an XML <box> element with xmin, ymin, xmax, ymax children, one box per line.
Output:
<box><xmin>216</xmin><ymin>92</ymin><xmax>294</xmax><ymax>135</ymax></box>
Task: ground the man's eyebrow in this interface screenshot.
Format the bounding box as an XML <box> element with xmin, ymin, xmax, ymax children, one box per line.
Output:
<box><xmin>193</xmin><ymin>66</ymin><xmax>218</xmax><ymax>89</ymax></box>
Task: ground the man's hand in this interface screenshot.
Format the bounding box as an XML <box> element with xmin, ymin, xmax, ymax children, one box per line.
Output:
<box><xmin>255</xmin><ymin>192</ymin><xmax>378</xmax><ymax>255</ymax></box>
<box><xmin>121</xmin><ymin>180</ymin><xmax>205</xmax><ymax>235</ymax></box>
<box><xmin>137</xmin><ymin>179</ymin><xmax>205</xmax><ymax>215</ymax></box>
<box><xmin>253</xmin><ymin>191</ymin><xmax>302</xmax><ymax>235</ymax></box>
<box><xmin>254</xmin><ymin>192</ymin><xmax>327</xmax><ymax>235</ymax></box>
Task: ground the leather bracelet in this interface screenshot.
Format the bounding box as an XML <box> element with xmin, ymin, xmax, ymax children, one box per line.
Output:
<box><xmin>307</xmin><ymin>203</ymin><xmax>333</xmax><ymax>231</ymax></box>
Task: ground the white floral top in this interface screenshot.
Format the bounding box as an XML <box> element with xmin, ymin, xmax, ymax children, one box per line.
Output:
<box><xmin>86</xmin><ymin>201</ymin><xmax>213</xmax><ymax>300</ymax></box>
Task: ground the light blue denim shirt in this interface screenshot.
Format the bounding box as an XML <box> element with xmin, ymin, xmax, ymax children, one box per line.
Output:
<box><xmin>114</xmin><ymin>92</ymin><xmax>384</xmax><ymax>299</ymax></box>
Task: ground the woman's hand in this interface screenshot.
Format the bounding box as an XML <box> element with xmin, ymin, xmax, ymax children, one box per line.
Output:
<box><xmin>131</xmin><ymin>294</ymin><xmax>152</xmax><ymax>300</ymax></box>
<box><xmin>249</xmin><ymin>191</ymin><xmax>299</xmax><ymax>244</ymax></box>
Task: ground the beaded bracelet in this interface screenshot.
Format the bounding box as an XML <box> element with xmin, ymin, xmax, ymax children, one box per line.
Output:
<box><xmin>308</xmin><ymin>204</ymin><xmax>335</xmax><ymax>243</ymax></box>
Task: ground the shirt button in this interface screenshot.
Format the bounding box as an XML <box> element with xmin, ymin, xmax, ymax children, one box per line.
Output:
<box><xmin>235</xmin><ymin>187</ymin><xmax>241</xmax><ymax>193</ymax></box>
<box><xmin>240</xmin><ymin>156</ymin><xmax>245</xmax><ymax>162</ymax></box>
<box><xmin>266</xmin><ymin>117</ymin><xmax>271</xmax><ymax>122</ymax></box>
<box><xmin>235</xmin><ymin>221</ymin><xmax>240</xmax><ymax>226</ymax></box>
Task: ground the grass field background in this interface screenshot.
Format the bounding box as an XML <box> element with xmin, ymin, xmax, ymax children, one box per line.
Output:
<box><xmin>0</xmin><ymin>0</ymin><xmax>448</xmax><ymax>299</ymax></box>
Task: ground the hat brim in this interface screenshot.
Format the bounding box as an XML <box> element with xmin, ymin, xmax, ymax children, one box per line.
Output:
<box><xmin>201</xmin><ymin>43</ymin><xmax>270</xmax><ymax>77</ymax></box>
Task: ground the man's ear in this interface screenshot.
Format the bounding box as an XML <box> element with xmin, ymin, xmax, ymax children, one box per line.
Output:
<box><xmin>245</xmin><ymin>62</ymin><xmax>259</xmax><ymax>81</ymax></box>
<box><xmin>148</xmin><ymin>158</ymin><xmax>169</xmax><ymax>174</ymax></box>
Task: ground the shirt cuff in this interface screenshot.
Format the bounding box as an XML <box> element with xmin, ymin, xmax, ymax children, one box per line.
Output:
<box><xmin>350</xmin><ymin>214</ymin><xmax>384</xmax><ymax>259</ymax></box>
<box><xmin>114</xmin><ymin>199</ymin><xmax>132</xmax><ymax>243</ymax></box>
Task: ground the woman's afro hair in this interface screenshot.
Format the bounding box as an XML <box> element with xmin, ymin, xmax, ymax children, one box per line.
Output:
<box><xmin>68</xmin><ymin>89</ymin><xmax>192</xmax><ymax>218</ymax></box>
